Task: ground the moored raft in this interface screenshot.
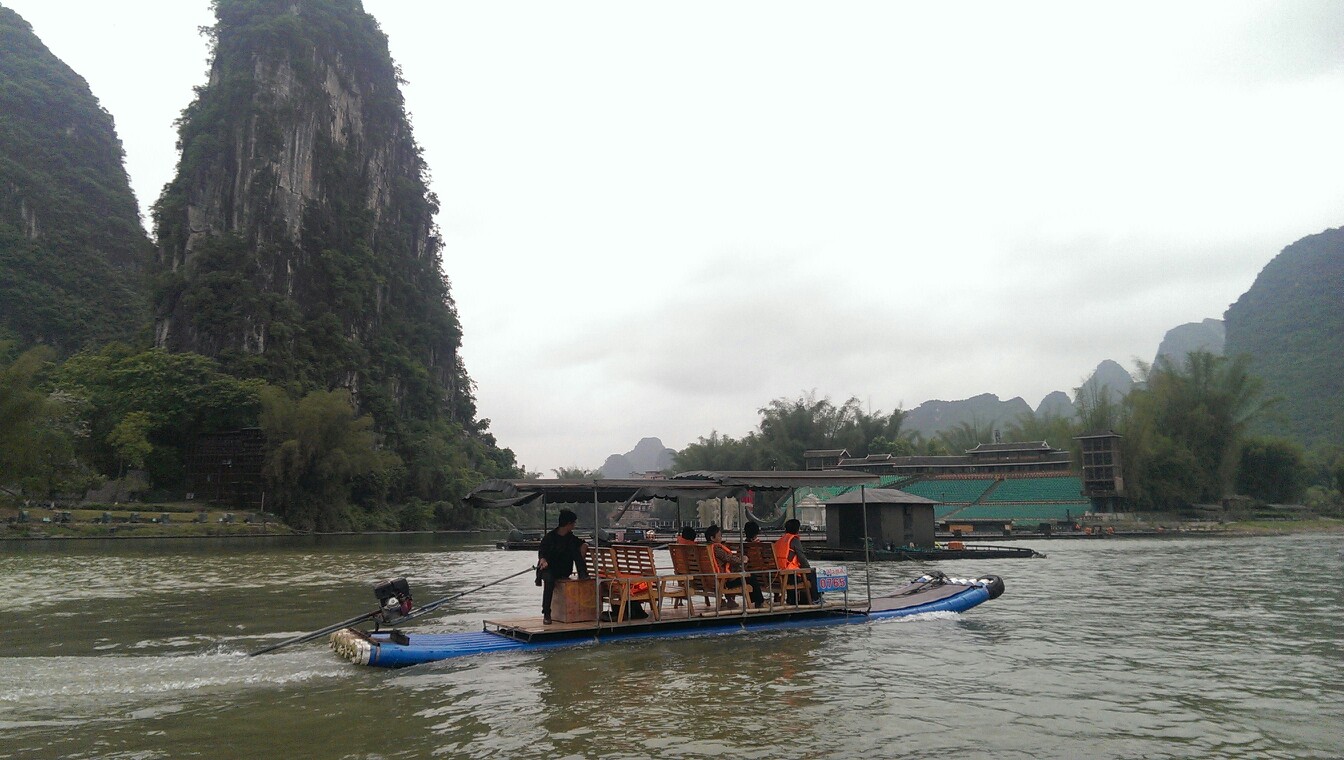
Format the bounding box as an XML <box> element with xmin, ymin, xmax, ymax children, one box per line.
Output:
<box><xmin>808</xmin><ymin>543</ymin><xmax>1045</xmax><ymax>561</ymax></box>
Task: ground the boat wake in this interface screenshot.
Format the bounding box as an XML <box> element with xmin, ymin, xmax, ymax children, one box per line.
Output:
<box><xmin>0</xmin><ymin>649</ymin><xmax>353</xmax><ymax>726</ymax></box>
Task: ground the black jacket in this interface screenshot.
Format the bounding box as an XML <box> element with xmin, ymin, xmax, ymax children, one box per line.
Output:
<box><xmin>538</xmin><ymin>529</ymin><xmax>587</xmax><ymax>578</ymax></box>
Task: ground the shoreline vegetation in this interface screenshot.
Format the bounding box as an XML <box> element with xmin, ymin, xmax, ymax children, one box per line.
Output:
<box><xmin>5</xmin><ymin>503</ymin><xmax>1340</xmax><ymax>541</ymax></box>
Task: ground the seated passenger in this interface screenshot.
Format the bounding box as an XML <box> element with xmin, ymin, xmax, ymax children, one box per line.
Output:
<box><xmin>741</xmin><ymin>520</ymin><xmax>772</xmax><ymax>600</ymax></box>
<box><xmin>743</xmin><ymin>520</ymin><xmax>762</xmax><ymax>542</ymax></box>
<box><xmin>774</xmin><ymin>518</ymin><xmax>821</xmax><ymax>604</ymax></box>
<box><xmin>672</xmin><ymin>525</ymin><xmax>698</xmax><ymax>608</ymax></box>
<box><xmin>704</xmin><ymin>525</ymin><xmax>764</xmax><ymax>609</ymax></box>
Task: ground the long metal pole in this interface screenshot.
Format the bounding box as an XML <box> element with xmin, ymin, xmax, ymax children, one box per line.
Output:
<box><xmin>737</xmin><ymin>492</ymin><xmax>745</xmax><ymax>555</ymax></box>
<box><xmin>593</xmin><ymin>485</ymin><xmax>602</xmax><ymax>634</ymax></box>
<box><xmin>862</xmin><ymin>485</ymin><xmax>872</xmax><ymax>607</ymax></box>
<box><xmin>737</xmin><ymin>491</ymin><xmax>747</xmax><ymax>614</ymax></box>
<box><xmin>249</xmin><ymin>565</ymin><xmax>537</xmax><ymax>656</ymax></box>
<box><xmin>382</xmin><ymin>566</ymin><xmax>537</xmax><ymax>627</ymax></box>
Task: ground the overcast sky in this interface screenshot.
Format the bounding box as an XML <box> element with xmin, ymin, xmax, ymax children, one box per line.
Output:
<box><xmin>7</xmin><ymin>1</ymin><xmax>1344</xmax><ymax>473</ymax></box>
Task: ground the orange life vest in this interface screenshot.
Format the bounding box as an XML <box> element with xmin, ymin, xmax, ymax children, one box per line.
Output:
<box><xmin>675</xmin><ymin>535</ymin><xmax>696</xmax><ymax>546</ymax></box>
<box><xmin>622</xmin><ymin>577</ymin><xmax>651</xmax><ymax>595</ymax></box>
<box><xmin>773</xmin><ymin>534</ymin><xmax>801</xmax><ymax>570</ymax></box>
<box><xmin>710</xmin><ymin>541</ymin><xmax>748</xmax><ymax>574</ymax></box>
<box><xmin>703</xmin><ymin>542</ymin><xmax>722</xmax><ymax>573</ymax></box>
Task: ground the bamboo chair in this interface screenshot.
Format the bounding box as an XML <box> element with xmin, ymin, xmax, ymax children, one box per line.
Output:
<box><xmin>657</xmin><ymin>546</ymin><xmax>695</xmax><ymax>615</ymax></box>
<box><xmin>743</xmin><ymin>542</ymin><xmax>815</xmax><ymax>605</ymax></box>
<box><xmin>610</xmin><ymin>545</ymin><xmax>662</xmax><ymax>621</ymax></box>
<box><xmin>587</xmin><ymin>545</ymin><xmax>659</xmax><ymax>622</ymax></box>
<box><xmin>666</xmin><ymin>544</ymin><xmax>707</xmax><ymax>611</ymax></box>
<box><xmin>691</xmin><ymin>544</ymin><xmax>749</xmax><ymax>612</ymax></box>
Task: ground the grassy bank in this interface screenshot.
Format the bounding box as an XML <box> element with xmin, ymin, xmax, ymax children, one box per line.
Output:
<box><xmin>1217</xmin><ymin>517</ymin><xmax>1344</xmax><ymax>536</ymax></box>
<box><xmin>2</xmin><ymin>503</ymin><xmax>294</xmax><ymax>539</ymax></box>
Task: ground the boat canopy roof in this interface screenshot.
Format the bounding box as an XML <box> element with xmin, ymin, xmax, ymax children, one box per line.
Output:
<box><xmin>670</xmin><ymin>470</ymin><xmax>879</xmax><ymax>491</ymax></box>
<box><xmin>464</xmin><ymin>478</ymin><xmax>735</xmax><ymax>508</ymax></box>
<box><xmin>465</xmin><ymin>470</ymin><xmax>880</xmax><ymax>508</ymax></box>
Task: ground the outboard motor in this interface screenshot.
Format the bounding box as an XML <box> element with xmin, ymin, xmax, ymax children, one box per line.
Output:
<box><xmin>374</xmin><ymin>577</ymin><xmax>414</xmax><ymax>618</ymax></box>
<box><xmin>977</xmin><ymin>575</ymin><xmax>1006</xmax><ymax>600</ymax></box>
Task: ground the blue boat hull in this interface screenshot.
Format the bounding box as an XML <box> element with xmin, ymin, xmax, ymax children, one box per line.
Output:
<box><xmin>331</xmin><ymin>579</ymin><xmax>993</xmax><ymax>668</ymax></box>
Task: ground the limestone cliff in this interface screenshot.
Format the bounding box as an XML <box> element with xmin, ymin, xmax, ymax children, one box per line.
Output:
<box><xmin>1225</xmin><ymin>227</ymin><xmax>1344</xmax><ymax>445</ymax></box>
<box><xmin>1154</xmin><ymin>318</ymin><xmax>1224</xmax><ymax>367</ymax></box>
<box><xmin>152</xmin><ymin>0</ymin><xmax>474</xmax><ymax>428</ymax></box>
<box><xmin>902</xmin><ymin>393</ymin><xmax>1034</xmax><ymax>439</ymax></box>
<box><xmin>0</xmin><ymin>6</ymin><xmax>150</xmax><ymax>350</ymax></box>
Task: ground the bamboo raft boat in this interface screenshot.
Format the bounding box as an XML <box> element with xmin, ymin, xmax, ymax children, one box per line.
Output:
<box><xmin>330</xmin><ymin>572</ymin><xmax>1002</xmax><ymax>668</ymax></box>
<box><xmin>249</xmin><ymin>473</ymin><xmax>1010</xmax><ymax>668</ymax></box>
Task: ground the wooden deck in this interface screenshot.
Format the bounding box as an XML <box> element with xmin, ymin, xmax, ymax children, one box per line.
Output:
<box><xmin>484</xmin><ymin>598</ymin><xmax>855</xmax><ymax>641</ymax></box>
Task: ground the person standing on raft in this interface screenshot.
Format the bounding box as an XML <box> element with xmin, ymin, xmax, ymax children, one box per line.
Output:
<box><xmin>536</xmin><ymin>509</ymin><xmax>589</xmax><ymax>624</ymax></box>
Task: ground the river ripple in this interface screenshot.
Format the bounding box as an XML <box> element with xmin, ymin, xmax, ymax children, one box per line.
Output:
<box><xmin>1</xmin><ymin>533</ymin><xmax>1341</xmax><ymax>759</ymax></box>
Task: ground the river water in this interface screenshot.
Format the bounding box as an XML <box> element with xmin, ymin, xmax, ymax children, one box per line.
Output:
<box><xmin>1</xmin><ymin>532</ymin><xmax>1341</xmax><ymax>759</ymax></box>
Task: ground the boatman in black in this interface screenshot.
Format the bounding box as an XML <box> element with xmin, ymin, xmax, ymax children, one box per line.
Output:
<box><xmin>536</xmin><ymin>508</ymin><xmax>589</xmax><ymax>624</ymax></box>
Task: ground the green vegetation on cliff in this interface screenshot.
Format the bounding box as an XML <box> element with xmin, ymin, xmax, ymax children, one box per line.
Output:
<box><xmin>1225</xmin><ymin>227</ymin><xmax>1344</xmax><ymax>447</ymax></box>
<box><xmin>153</xmin><ymin>0</ymin><xmax>469</xmax><ymax>420</ymax></box>
<box><xmin>0</xmin><ymin>7</ymin><xmax>151</xmax><ymax>351</ymax></box>
<box><xmin>1</xmin><ymin>2</ymin><xmax>516</xmax><ymax>530</ymax></box>
<box><xmin>147</xmin><ymin>0</ymin><xmax>517</xmax><ymax>520</ymax></box>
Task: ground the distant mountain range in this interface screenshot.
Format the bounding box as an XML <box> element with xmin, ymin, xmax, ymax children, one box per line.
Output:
<box><xmin>601</xmin><ymin>230</ymin><xmax>1339</xmax><ymax>465</ymax></box>
<box><xmin>1154</xmin><ymin>319</ymin><xmax>1224</xmax><ymax>367</ymax></box>
<box><xmin>899</xmin><ymin>358</ymin><xmax>1138</xmax><ymax>439</ymax></box>
<box><xmin>599</xmin><ymin>437</ymin><xmax>677</xmax><ymax>478</ymax></box>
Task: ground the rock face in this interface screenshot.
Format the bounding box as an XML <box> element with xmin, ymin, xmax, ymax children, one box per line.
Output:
<box><xmin>902</xmin><ymin>393</ymin><xmax>1034</xmax><ymax>439</ymax></box>
<box><xmin>1078</xmin><ymin>359</ymin><xmax>1135</xmax><ymax>402</ymax></box>
<box><xmin>0</xmin><ymin>7</ymin><xmax>150</xmax><ymax>350</ymax></box>
<box><xmin>152</xmin><ymin>0</ymin><xmax>474</xmax><ymax>424</ymax></box>
<box><xmin>1225</xmin><ymin>227</ymin><xmax>1344</xmax><ymax>445</ymax></box>
<box><xmin>1154</xmin><ymin>319</ymin><xmax>1224</xmax><ymax>366</ymax></box>
<box><xmin>600</xmin><ymin>437</ymin><xmax>677</xmax><ymax>478</ymax></box>
<box><xmin>1035</xmin><ymin>390</ymin><xmax>1076</xmax><ymax>419</ymax></box>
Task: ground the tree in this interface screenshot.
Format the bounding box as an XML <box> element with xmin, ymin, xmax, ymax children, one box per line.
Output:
<box><xmin>0</xmin><ymin>345</ymin><xmax>99</xmax><ymax>499</ymax></box>
<box><xmin>552</xmin><ymin>467</ymin><xmax>602</xmax><ymax>479</ymax></box>
<box><xmin>259</xmin><ymin>386</ymin><xmax>399</xmax><ymax>530</ymax></box>
<box><xmin>937</xmin><ymin>420</ymin><xmax>995</xmax><ymax>454</ymax></box>
<box><xmin>1130</xmin><ymin>433</ymin><xmax>1205</xmax><ymax>510</ymax></box>
<box><xmin>0</xmin><ymin>344</ymin><xmax>54</xmax><ymax>489</ymax></box>
<box><xmin>1123</xmin><ymin>351</ymin><xmax>1274</xmax><ymax>507</ymax></box>
<box><xmin>867</xmin><ymin>435</ymin><xmax>915</xmax><ymax>456</ymax></box>
<box><xmin>1236</xmin><ymin>437</ymin><xmax>1307</xmax><ymax>503</ymax></box>
<box><xmin>1075</xmin><ymin>377</ymin><xmax>1124</xmax><ymax>433</ymax></box>
<box><xmin>1006</xmin><ymin>410</ymin><xmax>1079</xmax><ymax>451</ymax></box>
<box><xmin>51</xmin><ymin>346</ymin><xmax>265</xmax><ymax>487</ymax></box>
<box><xmin>904</xmin><ymin>431</ymin><xmax>951</xmax><ymax>456</ymax></box>
<box><xmin>674</xmin><ymin>431</ymin><xmax>761</xmax><ymax>472</ymax></box>
<box><xmin>107</xmin><ymin>411</ymin><xmax>153</xmax><ymax>475</ymax></box>
<box><xmin>754</xmin><ymin>392</ymin><xmax>905</xmax><ymax>467</ymax></box>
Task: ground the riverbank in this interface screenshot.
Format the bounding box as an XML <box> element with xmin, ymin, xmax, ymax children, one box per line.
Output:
<box><xmin>5</xmin><ymin>509</ymin><xmax>1341</xmax><ymax>541</ymax></box>
<box><xmin>1216</xmin><ymin>517</ymin><xmax>1344</xmax><ymax>535</ymax></box>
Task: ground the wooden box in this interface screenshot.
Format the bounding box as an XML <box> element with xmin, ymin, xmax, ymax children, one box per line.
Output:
<box><xmin>552</xmin><ymin>578</ymin><xmax>597</xmax><ymax>622</ymax></box>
